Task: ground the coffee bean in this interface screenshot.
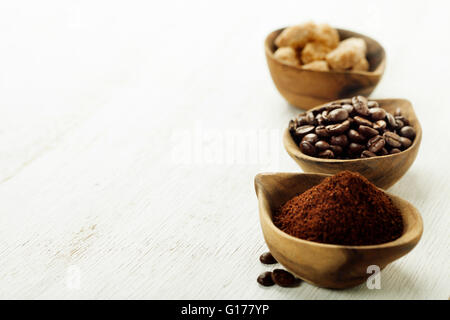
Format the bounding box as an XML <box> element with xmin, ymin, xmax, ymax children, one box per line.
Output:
<box><xmin>395</xmin><ymin>115</ymin><xmax>410</xmax><ymax>126</ymax></box>
<box><xmin>316</xmin><ymin>114</ymin><xmax>325</xmax><ymax>125</ymax></box>
<box><xmin>348</xmin><ymin>142</ymin><xmax>365</xmax><ymax>155</ymax></box>
<box><xmin>299</xmin><ymin>141</ymin><xmax>316</xmax><ymax>156</ymax></box>
<box><xmin>330</xmin><ymin>134</ymin><xmax>349</xmax><ymax>147</ymax></box>
<box><xmin>359</xmin><ymin>125</ymin><xmax>379</xmax><ymax>138</ymax></box>
<box><xmin>305</xmin><ymin>112</ymin><xmax>316</xmax><ymax>125</ymax></box>
<box><xmin>368</xmin><ymin>101</ymin><xmax>379</xmax><ymax>108</ymax></box>
<box><xmin>373</xmin><ymin>120</ymin><xmax>387</xmax><ymax>131</ymax></box>
<box><xmin>302</xmin><ymin>133</ymin><xmax>319</xmax><ymax>145</ymax></box>
<box><xmin>297</xmin><ymin>115</ymin><xmax>308</xmax><ymax>126</ymax></box>
<box><xmin>384</xmin><ymin>131</ymin><xmax>402</xmax><ymax>148</ymax></box>
<box><xmin>288</xmin><ymin>119</ymin><xmax>297</xmax><ymax>132</ymax></box>
<box><xmin>352</xmin><ymin>96</ymin><xmax>370</xmax><ymax>116</ymax></box>
<box><xmin>325</xmin><ymin>103</ymin><xmax>342</xmax><ymax>111</ymax></box>
<box><xmin>354</xmin><ymin>116</ymin><xmax>373</xmax><ymax>127</ymax></box>
<box><xmin>321</xmin><ymin>110</ymin><xmax>330</xmax><ymax>122</ymax></box>
<box><xmin>342</xmin><ymin>104</ymin><xmax>354</xmax><ymax>114</ymax></box>
<box><xmin>395</xmin><ymin>119</ymin><xmax>405</xmax><ymax>129</ymax></box>
<box><xmin>361</xmin><ymin>150</ymin><xmax>377</xmax><ymax>158</ymax></box>
<box><xmin>399</xmin><ymin>126</ymin><xmax>416</xmax><ymax>139</ymax></box>
<box><xmin>328</xmin><ymin>108</ymin><xmax>349</xmax><ymax>122</ymax></box>
<box><xmin>329</xmin><ymin>144</ymin><xmax>343</xmax><ymax>156</ymax></box>
<box><xmin>367</xmin><ymin>135</ymin><xmax>385</xmax><ymax>153</ymax></box>
<box><xmin>400</xmin><ymin>136</ymin><xmax>412</xmax><ymax>148</ymax></box>
<box><xmin>379</xmin><ymin>147</ymin><xmax>389</xmax><ymax>156</ymax></box>
<box><xmin>257</xmin><ymin>272</ymin><xmax>275</xmax><ymax>286</ymax></box>
<box><xmin>394</xmin><ymin>108</ymin><xmax>402</xmax><ymax>116</ymax></box>
<box><xmin>315</xmin><ymin>125</ymin><xmax>329</xmax><ymax>138</ymax></box>
<box><xmin>325</xmin><ymin>120</ymin><xmax>350</xmax><ymax>135</ymax></box>
<box><xmin>318</xmin><ymin>149</ymin><xmax>334</xmax><ymax>158</ymax></box>
<box><xmin>386</xmin><ymin>113</ymin><xmax>397</xmax><ymax>128</ymax></box>
<box><xmin>369</xmin><ymin>108</ymin><xmax>387</xmax><ymax>121</ymax></box>
<box><xmin>259</xmin><ymin>252</ymin><xmax>277</xmax><ymax>264</ymax></box>
<box><xmin>271</xmin><ymin>269</ymin><xmax>301</xmax><ymax>287</ymax></box>
<box><xmin>390</xmin><ymin>148</ymin><xmax>401</xmax><ymax>154</ymax></box>
<box><xmin>315</xmin><ymin>140</ymin><xmax>330</xmax><ymax>151</ymax></box>
<box><xmin>295</xmin><ymin>125</ymin><xmax>315</xmax><ymax>137</ymax></box>
<box><xmin>348</xmin><ymin>129</ymin><xmax>365</xmax><ymax>143</ymax></box>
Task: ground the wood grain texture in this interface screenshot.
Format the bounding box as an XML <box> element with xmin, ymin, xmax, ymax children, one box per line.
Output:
<box><xmin>0</xmin><ymin>0</ymin><xmax>448</xmax><ymax>300</ymax></box>
<box><xmin>283</xmin><ymin>99</ymin><xmax>422</xmax><ymax>189</ymax></box>
<box><xmin>265</xmin><ymin>28</ymin><xmax>386</xmax><ymax>110</ymax></box>
<box><xmin>255</xmin><ymin>172</ymin><xmax>423</xmax><ymax>289</ymax></box>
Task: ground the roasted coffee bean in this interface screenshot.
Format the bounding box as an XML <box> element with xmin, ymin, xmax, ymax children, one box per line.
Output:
<box><xmin>386</xmin><ymin>113</ymin><xmax>397</xmax><ymax>128</ymax></box>
<box><xmin>329</xmin><ymin>144</ymin><xmax>343</xmax><ymax>156</ymax></box>
<box><xmin>321</xmin><ymin>110</ymin><xmax>330</xmax><ymax>122</ymax></box>
<box><xmin>297</xmin><ymin>115</ymin><xmax>308</xmax><ymax>126</ymax></box>
<box><xmin>325</xmin><ymin>120</ymin><xmax>350</xmax><ymax>135</ymax></box>
<box><xmin>384</xmin><ymin>131</ymin><xmax>402</xmax><ymax>148</ymax></box>
<box><xmin>328</xmin><ymin>108</ymin><xmax>349</xmax><ymax>122</ymax></box>
<box><xmin>316</xmin><ymin>114</ymin><xmax>325</xmax><ymax>125</ymax></box>
<box><xmin>348</xmin><ymin>142</ymin><xmax>365</xmax><ymax>155</ymax></box>
<box><xmin>352</xmin><ymin>96</ymin><xmax>370</xmax><ymax>116</ymax></box>
<box><xmin>379</xmin><ymin>147</ymin><xmax>389</xmax><ymax>156</ymax></box>
<box><xmin>361</xmin><ymin>150</ymin><xmax>377</xmax><ymax>158</ymax></box>
<box><xmin>354</xmin><ymin>116</ymin><xmax>373</xmax><ymax>127</ymax></box>
<box><xmin>271</xmin><ymin>269</ymin><xmax>301</xmax><ymax>287</ymax></box>
<box><xmin>373</xmin><ymin>120</ymin><xmax>387</xmax><ymax>131</ymax></box>
<box><xmin>342</xmin><ymin>104</ymin><xmax>354</xmax><ymax>114</ymax></box>
<box><xmin>295</xmin><ymin>125</ymin><xmax>315</xmax><ymax>136</ymax></box>
<box><xmin>288</xmin><ymin>119</ymin><xmax>297</xmax><ymax>132</ymax></box>
<box><xmin>395</xmin><ymin>115</ymin><xmax>410</xmax><ymax>126</ymax></box>
<box><xmin>330</xmin><ymin>134</ymin><xmax>349</xmax><ymax>147</ymax></box>
<box><xmin>400</xmin><ymin>136</ymin><xmax>412</xmax><ymax>148</ymax></box>
<box><xmin>367</xmin><ymin>135</ymin><xmax>385</xmax><ymax>153</ymax></box>
<box><xmin>315</xmin><ymin>140</ymin><xmax>330</xmax><ymax>151</ymax></box>
<box><xmin>306</xmin><ymin>111</ymin><xmax>316</xmax><ymax>125</ymax></box>
<box><xmin>325</xmin><ymin>103</ymin><xmax>342</xmax><ymax>111</ymax></box>
<box><xmin>257</xmin><ymin>271</ymin><xmax>275</xmax><ymax>286</ymax></box>
<box><xmin>348</xmin><ymin>129</ymin><xmax>365</xmax><ymax>143</ymax></box>
<box><xmin>299</xmin><ymin>141</ymin><xmax>316</xmax><ymax>156</ymax></box>
<box><xmin>399</xmin><ymin>126</ymin><xmax>416</xmax><ymax>139</ymax></box>
<box><xmin>318</xmin><ymin>149</ymin><xmax>334</xmax><ymax>158</ymax></box>
<box><xmin>394</xmin><ymin>108</ymin><xmax>402</xmax><ymax>116</ymax></box>
<box><xmin>315</xmin><ymin>125</ymin><xmax>329</xmax><ymax>138</ymax></box>
<box><xmin>368</xmin><ymin>101</ymin><xmax>379</xmax><ymax>108</ymax></box>
<box><xmin>259</xmin><ymin>252</ymin><xmax>277</xmax><ymax>264</ymax></box>
<box><xmin>302</xmin><ymin>133</ymin><xmax>319</xmax><ymax>144</ymax></box>
<box><xmin>369</xmin><ymin>108</ymin><xmax>387</xmax><ymax>121</ymax></box>
<box><xmin>359</xmin><ymin>125</ymin><xmax>379</xmax><ymax>138</ymax></box>
<box><xmin>390</xmin><ymin>148</ymin><xmax>401</xmax><ymax>154</ymax></box>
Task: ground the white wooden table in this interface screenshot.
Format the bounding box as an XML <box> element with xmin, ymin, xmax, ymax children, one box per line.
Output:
<box><xmin>0</xmin><ymin>0</ymin><xmax>448</xmax><ymax>299</ymax></box>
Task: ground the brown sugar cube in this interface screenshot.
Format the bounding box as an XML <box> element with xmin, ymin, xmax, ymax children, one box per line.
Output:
<box><xmin>326</xmin><ymin>37</ymin><xmax>367</xmax><ymax>70</ymax></box>
<box><xmin>352</xmin><ymin>57</ymin><xmax>370</xmax><ymax>71</ymax></box>
<box><xmin>314</xmin><ymin>24</ymin><xmax>339</xmax><ymax>49</ymax></box>
<box><xmin>302</xmin><ymin>60</ymin><xmax>329</xmax><ymax>71</ymax></box>
<box><xmin>301</xmin><ymin>42</ymin><xmax>332</xmax><ymax>64</ymax></box>
<box><xmin>274</xmin><ymin>47</ymin><xmax>300</xmax><ymax>66</ymax></box>
<box><xmin>275</xmin><ymin>21</ymin><xmax>318</xmax><ymax>49</ymax></box>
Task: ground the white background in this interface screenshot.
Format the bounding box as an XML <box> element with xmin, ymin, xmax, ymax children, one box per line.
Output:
<box><xmin>0</xmin><ymin>0</ymin><xmax>449</xmax><ymax>299</ymax></box>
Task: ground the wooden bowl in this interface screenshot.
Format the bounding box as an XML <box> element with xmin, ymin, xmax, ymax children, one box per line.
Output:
<box><xmin>265</xmin><ymin>28</ymin><xmax>386</xmax><ymax>110</ymax></box>
<box><xmin>283</xmin><ymin>99</ymin><xmax>422</xmax><ymax>189</ymax></box>
<box><xmin>254</xmin><ymin>172</ymin><xmax>423</xmax><ymax>289</ymax></box>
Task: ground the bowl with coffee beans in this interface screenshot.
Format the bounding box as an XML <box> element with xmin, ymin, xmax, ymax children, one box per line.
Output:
<box><xmin>283</xmin><ymin>96</ymin><xmax>422</xmax><ymax>189</ymax></box>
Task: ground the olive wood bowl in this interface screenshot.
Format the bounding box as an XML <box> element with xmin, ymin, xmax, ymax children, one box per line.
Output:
<box><xmin>254</xmin><ymin>172</ymin><xmax>423</xmax><ymax>289</ymax></box>
<box><xmin>265</xmin><ymin>28</ymin><xmax>386</xmax><ymax>110</ymax></box>
<box><xmin>283</xmin><ymin>98</ymin><xmax>422</xmax><ymax>189</ymax></box>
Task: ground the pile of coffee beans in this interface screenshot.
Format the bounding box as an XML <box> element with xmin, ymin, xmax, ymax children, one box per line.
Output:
<box><xmin>289</xmin><ymin>96</ymin><xmax>417</xmax><ymax>159</ymax></box>
<box><xmin>257</xmin><ymin>251</ymin><xmax>301</xmax><ymax>288</ymax></box>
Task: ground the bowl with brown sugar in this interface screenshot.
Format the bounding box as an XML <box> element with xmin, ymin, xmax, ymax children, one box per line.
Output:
<box><xmin>254</xmin><ymin>171</ymin><xmax>423</xmax><ymax>289</ymax></box>
<box><xmin>265</xmin><ymin>22</ymin><xmax>386</xmax><ymax>110</ymax></box>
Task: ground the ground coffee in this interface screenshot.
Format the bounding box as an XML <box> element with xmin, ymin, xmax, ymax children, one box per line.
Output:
<box><xmin>273</xmin><ymin>171</ymin><xmax>403</xmax><ymax>245</ymax></box>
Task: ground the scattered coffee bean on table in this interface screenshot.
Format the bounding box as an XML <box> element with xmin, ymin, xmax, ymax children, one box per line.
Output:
<box><xmin>271</xmin><ymin>269</ymin><xmax>301</xmax><ymax>287</ymax></box>
<box><xmin>257</xmin><ymin>271</ymin><xmax>275</xmax><ymax>287</ymax></box>
<box><xmin>289</xmin><ymin>96</ymin><xmax>417</xmax><ymax>159</ymax></box>
<box><xmin>259</xmin><ymin>252</ymin><xmax>278</xmax><ymax>264</ymax></box>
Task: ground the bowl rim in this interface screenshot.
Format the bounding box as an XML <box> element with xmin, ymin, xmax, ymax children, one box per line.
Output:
<box><xmin>265</xmin><ymin>27</ymin><xmax>386</xmax><ymax>76</ymax></box>
<box><xmin>284</xmin><ymin>98</ymin><xmax>422</xmax><ymax>164</ymax></box>
<box><xmin>255</xmin><ymin>172</ymin><xmax>424</xmax><ymax>250</ymax></box>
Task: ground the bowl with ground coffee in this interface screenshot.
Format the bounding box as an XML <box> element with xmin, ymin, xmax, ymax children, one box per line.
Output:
<box><xmin>254</xmin><ymin>171</ymin><xmax>423</xmax><ymax>289</ymax></box>
<box><xmin>283</xmin><ymin>97</ymin><xmax>422</xmax><ymax>189</ymax></box>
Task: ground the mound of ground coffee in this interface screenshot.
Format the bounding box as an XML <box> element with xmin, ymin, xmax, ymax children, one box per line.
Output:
<box><xmin>273</xmin><ymin>171</ymin><xmax>403</xmax><ymax>245</ymax></box>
